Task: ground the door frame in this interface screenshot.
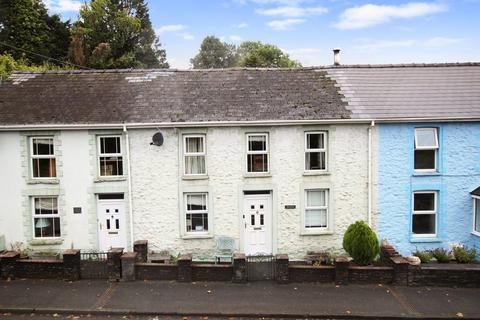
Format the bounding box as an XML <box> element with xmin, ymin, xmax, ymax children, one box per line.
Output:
<box><xmin>96</xmin><ymin>197</ymin><xmax>127</xmax><ymax>251</ymax></box>
<box><xmin>238</xmin><ymin>185</ymin><xmax>277</xmax><ymax>255</ymax></box>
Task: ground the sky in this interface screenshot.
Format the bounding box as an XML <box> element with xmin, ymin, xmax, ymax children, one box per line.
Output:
<box><xmin>46</xmin><ymin>0</ymin><xmax>479</xmax><ymax>69</ymax></box>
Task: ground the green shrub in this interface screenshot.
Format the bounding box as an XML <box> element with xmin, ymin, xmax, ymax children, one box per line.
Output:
<box><xmin>432</xmin><ymin>248</ymin><xmax>450</xmax><ymax>263</ymax></box>
<box><xmin>413</xmin><ymin>249</ymin><xmax>433</xmax><ymax>263</ymax></box>
<box><xmin>342</xmin><ymin>220</ymin><xmax>379</xmax><ymax>265</ymax></box>
<box><xmin>452</xmin><ymin>246</ymin><xmax>477</xmax><ymax>264</ymax></box>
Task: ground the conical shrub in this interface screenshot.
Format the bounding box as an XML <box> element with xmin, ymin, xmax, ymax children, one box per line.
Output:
<box><xmin>343</xmin><ymin>220</ymin><xmax>379</xmax><ymax>265</ymax></box>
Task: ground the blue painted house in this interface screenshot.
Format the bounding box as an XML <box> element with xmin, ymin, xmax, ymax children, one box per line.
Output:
<box><xmin>327</xmin><ymin>63</ymin><xmax>480</xmax><ymax>256</ymax></box>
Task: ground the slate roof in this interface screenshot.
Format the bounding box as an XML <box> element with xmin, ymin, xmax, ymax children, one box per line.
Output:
<box><xmin>0</xmin><ymin>69</ymin><xmax>350</xmax><ymax>125</ymax></box>
<box><xmin>324</xmin><ymin>63</ymin><xmax>480</xmax><ymax>119</ymax></box>
<box><xmin>471</xmin><ymin>186</ymin><xmax>480</xmax><ymax>197</ymax></box>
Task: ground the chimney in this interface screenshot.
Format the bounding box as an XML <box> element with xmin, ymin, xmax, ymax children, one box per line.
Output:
<box><xmin>333</xmin><ymin>48</ymin><xmax>341</xmax><ymax>66</ymax></box>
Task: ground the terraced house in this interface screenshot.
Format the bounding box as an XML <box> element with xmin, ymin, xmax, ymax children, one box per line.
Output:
<box><xmin>0</xmin><ymin>61</ymin><xmax>479</xmax><ymax>259</ymax></box>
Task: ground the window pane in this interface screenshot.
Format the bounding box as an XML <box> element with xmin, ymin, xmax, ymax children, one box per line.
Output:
<box><xmin>33</xmin><ymin>138</ymin><xmax>54</xmax><ymax>155</ymax></box>
<box><xmin>414</xmin><ymin>150</ymin><xmax>436</xmax><ymax>170</ymax></box>
<box><xmin>476</xmin><ymin>199</ymin><xmax>480</xmax><ymax>232</ymax></box>
<box><xmin>248</xmin><ymin>135</ymin><xmax>266</xmax><ymax>151</ymax></box>
<box><xmin>247</xmin><ymin>154</ymin><xmax>268</xmax><ymax>172</ymax></box>
<box><xmin>414</xmin><ymin>193</ymin><xmax>435</xmax><ymax>211</ymax></box>
<box><xmin>35</xmin><ymin>198</ymin><xmax>58</xmax><ymax>215</ymax></box>
<box><xmin>305</xmin><ymin>209</ymin><xmax>327</xmax><ymax>228</ymax></box>
<box><xmin>186</xmin><ymin>213</ymin><xmax>208</xmax><ymax>232</ymax></box>
<box><xmin>100</xmin><ymin>156</ymin><xmax>123</xmax><ymax>176</ymax></box>
<box><xmin>185</xmin><ymin>155</ymin><xmax>206</xmax><ymax>174</ymax></box>
<box><xmin>185</xmin><ymin>137</ymin><xmax>204</xmax><ymax>153</ymax></box>
<box><xmin>307</xmin><ymin>133</ymin><xmax>324</xmax><ymax>149</ymax></box>
<box><xmin>307</xmin><ymin>190</ymin><xmax>326</xmax><ymax>207</ymax></box>
<box><xmin>101</xmin><ymin>137</ymin><xmax>121</xmax><ymax>154</ymax></box>
<box><xmin>33</xmin><ymin>158</ymin><xmax>56</xmax><ymax>178</ymax></box>
<box><xmin>412</xmin><ymin>214</ymin><xmax>436</xmax><ymax>235</ymax></box>
<box><xmin>415</xmin><ymin>128</ymin><xmax>437</xmax><ymax>148</ymax></box>
<box><xmin>306</xmin><ymin>152</ymin><xmax>325</xmax><ymax>170</ymax></box>
<box><xmin>34</xmin><ymin>217</ymin><xmax>55</xmax><ymax>237</ymax></box>
<box><xmin>187</xmin><ymin>194</ymin><xmax>207</xmax><ymax>211</ymax></box>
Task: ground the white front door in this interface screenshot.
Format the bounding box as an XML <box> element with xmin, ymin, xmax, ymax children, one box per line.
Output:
<box><xmin>97</xmin><ymin>199</ymin><xmax>127</xmax><ymax>251</ymax></box>
<box><xmin>243</xmin><ymin>194</ymin><xmax>272</xmax><ymax>255</ymax></box>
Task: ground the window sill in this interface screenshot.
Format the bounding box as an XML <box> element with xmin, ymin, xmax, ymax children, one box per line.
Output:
<box><xmin>94</xmin><ymin>177</ymin><xmax>127</xmax><ymax>183</ymax></box>
<box><xmin>244</xmin><ymin>173</ymin><xmax>272</xmax><ymax>178</ymax></box>
<box><xmin>300</xmin><ymin>230</ymin><xmax>333</xmax><ymax>236</ymax></box>
<box><xmin>412</xmin><ymin>172</ymin><xmax>441</xmax><ymax>177</ymax></box>
<box><xmin>182</xmin><ymin>175</ymin><xmax>209</xmax><ymax>180</ymax></box>
<box><xmin>29</xmin><ymin>239</ymin><xmax>64</xmax><ymax>246</ymax></box>
<box><xmin>303</xmin><ymin>171</ymin><xmax>330</xmax><ymax>176</ymax></box>
<box><xmin>27</xmin><ymin>179</ymin><xmax>59</xmax><ymax>185</ymax></box>
<box><xmin>181</xmin><ymin>234</ymin><xmax>213</xmax><ymax>240</ymax></box>
<box><xmin>410</xmin><ymin>237</ymin><xmax>441</xmax><ymax>243</ymax></box>
<box><xmin>471</xmin><ymin>231</ymin><xmax>480</xmax><ymax>237</ymax></box>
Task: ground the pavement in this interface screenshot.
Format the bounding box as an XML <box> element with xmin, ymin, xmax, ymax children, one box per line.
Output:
<box><xmin>0</xmin><ymin>279</ymin><xmax>479</xmax><ymax>319</ymax></box>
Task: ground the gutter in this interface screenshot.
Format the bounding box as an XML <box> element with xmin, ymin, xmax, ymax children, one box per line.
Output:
<box><xmin>123</xmin><ymin>124</ymin><xmax>134</xmax><ymax>250</ymax></box>
<box><xmin>367</xmin><ymin>120</ymin><xmax>375</xmax><ymax>227</ymax></box>
<box><xmin>1</xmin><ymin>116</ymin><xmax>479</xmax><ymax>131</ymax></box>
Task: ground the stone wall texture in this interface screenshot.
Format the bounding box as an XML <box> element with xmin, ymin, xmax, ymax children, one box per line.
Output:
<box><xmin>378</xmin><ymin>123</ymin><xmax>480</xmax><ymax>257</ymax></box>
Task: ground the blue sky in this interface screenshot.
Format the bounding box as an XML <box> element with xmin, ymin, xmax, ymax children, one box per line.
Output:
<box><xmin>46</xmin><ymin>0</ymin><xmax>479</xmax><ymax>68</ymax></box>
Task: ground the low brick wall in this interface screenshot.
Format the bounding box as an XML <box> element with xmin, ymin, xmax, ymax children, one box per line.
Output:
<box><xmin>15</xmin><ymin>259</ymin><xmax>64</xmax><ymax>279</ymax></box>
<box><xmin>192</xmin><ymin>264</ymin><xmax>233</xmax><ymax>281</ymax></box>
<box><xmin>135</xmin><ymin>263</ymin><xmax>178</xmax><ymax>280</ymax></box>
<box><xmin>289</xmin><ymin>265</ymin><xmax>334</xmax><ymax>282</ymax></box>
<box><xmin>348</xmin><ymin>266</ymin><xmax>394</xmax><ymax>284</ymax></box>
<box><xmin>409</xmin><ymin>264</ymin><xmax>480</xmax><ymax>288</ymax></box>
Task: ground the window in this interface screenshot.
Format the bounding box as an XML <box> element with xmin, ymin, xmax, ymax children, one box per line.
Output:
<box><xmin>33</xmin><ymin>197</ymin><xmax>60</xmax><ymax>238</ymax></box>
<box><xmin>305</xmin><ymin>132</ymin><xmax>327</xmax><ymax>171</ymax></box>
<box><xmin>98</xmin><ymin>136</ymin><xmax>123</xmax><ymax>176</ymax></box>
<box><xmin>414</xmin><ymin>128</ymin><xmax>438</xmax><ymax>171</ymax></box>
<box><xmin>30</xmin><ymin>137</ymin><xmax>56</xmax><ymax>178</ymax></box>
<box><xmin>474</xmin><ymin>198</ymin><xmax>480</xmax><ymax>234</ymax></box>
<box><xmin>184</xmin><ymin>135</ymin><xmax>206</xmax><ymax>175</ymax></box>
<box><xmin>412</xmin><ymin>192</ymin><xmax>437</xmax><ymax>237</ymax></box>
<box><xmin>246</xmin><ymin>134</ymin><xmax>268</xmax><ymax>173</ymax></box>
<box><xmin>305</xmin><ymin>189</ymin><xmax>328</xmax><ymax>229</ymax></box>
<box><xmin>185</xmin><ymin>193</ymin><xmax>208</xmax><ymax>233</ymax></box>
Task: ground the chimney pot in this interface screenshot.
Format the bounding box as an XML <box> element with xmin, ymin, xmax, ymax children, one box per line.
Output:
<box><xmin>333</xmin><ymin>48</ymin><xmax>341</xmax><ymax>66</ymax></box>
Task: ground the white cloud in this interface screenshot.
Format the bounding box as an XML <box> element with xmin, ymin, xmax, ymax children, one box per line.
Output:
<box><xmin>180</xmin><ymin>33</ymin><xmax>195</xmax><ymax>41</ymax></box>
<box><xmin>267</xmin><ymin>18</ymin><xmax>306</xmax><ymax>30</ymax></box>
<box><xmin>335</xmin><ymin>2</ymin><xmax>447</xmax><ymax>30</ymax></box>
<box><xmin>45</xmin><ymin>0</ymin><xmax>82</xmax><ymax>13</ymax></box>
<box><xmin>235</xmin><ymin>0</ymin><xmax>311</xmax><ymax>5</ymax></box>
<box><xmin>156</xmin><ymin>24</ymin><xmax>187</xmax><ymax>35</ymax></box>
<box><xmin>285</xmin><ymin>48</ymin><xmax>322</xmax><ymax>54</ymax></box>
<box><xmin>425</xmin><ymin>36</ymin><xmax>462</xmax><ymax>46</ymax></box>
<box><xmin>256</xmin><ymin>6</ymin><xmax>328</xmax><ymax>17</ymax></box>
<box><xmin>229</xmin><ymin>35</ymin><xmax>244</xmax><ymax>42</ymax></box>
<box><xmin>237</xmin><ymin>22</ymin><xmax>249</xmax><ymax>28</ymax></box>
<box><xmin>354</xmin><ymin>39</ymin><xmax>417</xmax><ymax>51</ymax></box>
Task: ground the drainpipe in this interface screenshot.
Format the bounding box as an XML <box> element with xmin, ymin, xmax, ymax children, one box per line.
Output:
<box><xmin>124</xmin><ymin>124</ymin><xmax>134</xmax><ymax>250</ymax></box>
<box><xmin>367</xmin><ymin>120</ymin><xmax>375</xmax><ymax>227</ymax></box>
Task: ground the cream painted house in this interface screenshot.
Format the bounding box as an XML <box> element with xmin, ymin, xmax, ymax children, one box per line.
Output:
<box><xmin>0</xmin><ymin>68</ymin><xmax>378</xmax><ymax>259</ymax></box>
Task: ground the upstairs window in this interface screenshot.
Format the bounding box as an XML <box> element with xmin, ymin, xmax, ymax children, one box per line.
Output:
<box><xmin>98</xmin><ymin>136</ymin><xmax>123</xmax><ymax>177</ymax></box>
<box><xmin>305</xmin><ymin>132</ymin><xmax>327</xmax><ymax>171</ymax></box>
<box><xmin>33</xmin><ymin>197</ymin><xmax>61</xmax><ymax>238</ymax></box>
<box><xmin>412</xmin><ymin>191</ymin><xmax>437</xmax><ymax>237</ymax></box>
<box><xmin>31</xmin><ymin>137</ymin><xmax>56</xmax><ymax>178</ymax></box>
<box><xmin>474</xmin><ymin>198</ymin><xmax>480</xmax><ymax>234</ymax></box>
<box><xmin>185</xmin><ymin>193</ymin><xmax>209</xmax><ymax>233</ymax></box>
<box><xmin>247</xmin><ymin>133</ymin><xmax>269</xmax><ymax>173</ymax></box>
<box><xmin>414</xmin><ymin>128</ymin><xmax>438</xmax><ymax>171</ymax></box>
<box><xmin>305</xmin><ymin>189</ymin><xmax>328</xmax><ymax>229</ymax></box>
<box><xmin>184</xmin><ymin>135</ymin><xmax>206</xmax><ymax>175</ymax></box>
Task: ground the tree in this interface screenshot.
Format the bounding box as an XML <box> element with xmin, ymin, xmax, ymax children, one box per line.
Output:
<box><xmin>0</xmin><ymin>0</ymin><xmax>71</xmax><ymax>65</ymax></box>
<box><xmin>237</xmin><ymin>41</ymin><xmax>301</xmax><ymax>68</ymax></box>
<box><xmin>343</xmin><ymin>221</ymin><xmax>379</xmax><ymax>265</ymax></box>
<box><xmin>0</xmin><ymin>54</ymin><xmax>70</xmax><ymax>80</ymax></box>
<box><xmin>69</xmin><ymin>0</ymin><xmax>168</xmax><ymax>69</ymax></box>
<box><xmin>190</xmin><ymin>36</ymin><xmax>237</xmax><ymax>69</ymax></box>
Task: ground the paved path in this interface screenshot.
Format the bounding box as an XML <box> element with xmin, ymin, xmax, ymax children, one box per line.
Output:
<box><xmin>0</xmin><ymin>279</ymin><xmax>479</xmax><ymax>319</ymax></box>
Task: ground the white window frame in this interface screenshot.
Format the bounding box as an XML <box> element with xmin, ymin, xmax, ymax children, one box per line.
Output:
<box><xmin>97</xmin><ymin>135</ymin><xmax>124</xmax><ymax>177</ymax></box>
<box><xmin>183</xmin><ymin>134</ymin><xmax>207</xmax><ymax>176</ymax></box>
<box><xmin>304</xmin><ymin>131</ymin><xmax>327</xmax><ymax>172</ymax></box>
<box><xmin>414</xmin><ymin>128</ymin><xmax>439</xmax><ymax>172</ymax></box>
<box><xmin>412</xmin><ymin>191</ymin><xmax>437</xmax><ymax>238</ymax></box>
<box><xmin>184</xmin><ymin>192</ymin><xmax>209</xmax><ymax>234</ymax></box>
<box><xmin>304</xmin><ymin>189</ymin><xmax>329</xmax><ymax>230</ymax></box>
<box><xmin>473</xmin><ymin>196</ymin><xmax>480</xmax><ymax>236</ymax></box>
<box><xmin>30</xmin><ymin>136</ymin><xmax>56</xmax><ymax>179</ymax></box>
<box><xmin>32</xmin><ymin>197</ymin><xmax>61</xmax><ymax>239</ymax></box>
<box><xmin>246</xmin><ymin>133</ymin><xmax>269</xmax><ymax>174</ymax></box>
